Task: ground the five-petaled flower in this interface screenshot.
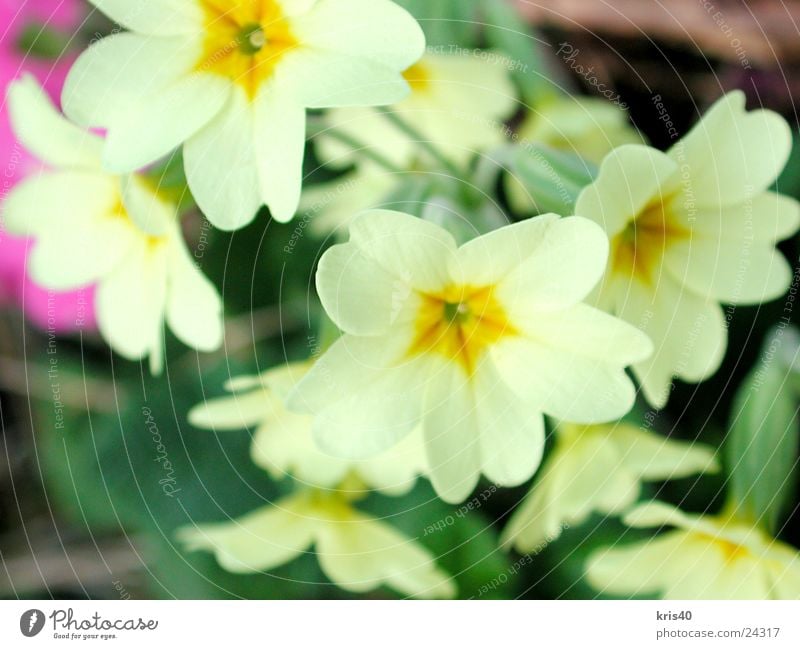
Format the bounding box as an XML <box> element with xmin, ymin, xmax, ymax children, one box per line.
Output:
<box><xmin>501</xmin><ymin>421</ymin><xmax>718</xmax><ymax>551</ymax></box>
<box><xmin>4</xmin><ymin>76</ymin><xmax>223</xmax><ymax>373</ymax></box>
<box><xmin>575</xmin><ymin>92</ymin><xmax>800</xmax><ymax>407</ymax></box>
<box><xmin>62</xmin><ymin>0</ymin><xmax>425</xmax><ymax>229</ymax></box>
<box><xmin>287</xmin><ymin>210</ymin><xmax>653</xmax><ymax>503</ymax></box>
<box><xmin>586</xmin><ymin>501</ymin><xmax>800</xmax><ymax>599</ymax></box>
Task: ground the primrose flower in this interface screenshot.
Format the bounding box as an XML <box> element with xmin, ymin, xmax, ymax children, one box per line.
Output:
<box><xmin>317</xmin><ymin>51</ymin><xmax>517</xmax><ymax>169</ymax></box>
<box><xmin>4</xmin><ymin>76</ymin><xmax>223</xmax><ymax>373</ymax></box>
<box><xmin>586</xmin><ymin>501</ymin><xmax>800</xmax><ymax>599</ymax></box>
<box><xmin>62</xmin><ymin>0</ymin><xmax>425</xmax><ymax>230</ymax></box>
<box><xmin>506</xmin><ymin>96</ymin><xmax>643</xmax><ymax>214</ymax></box>
<box><xmin>287</xmin><ymin>210</ymin><xmax>652</xmax><ymax>503</ymax></box>
<box><xmin>575</xmin><ymin>92</ymin><xmax>800</xmax><ymax>407</ymax></box>
<box><xmin>188</xmin><ymin>361</ymin><xmax>427</xmax><ymax>494</ymax></box>
<box><xmin>178</xmin><ymin>487</ymin><xmax>456</xmax><ymax>598</ymax></box>
<box><xmin>501</xmin><ymin>422</ymin><xmax>719</xmax><ymax>551</ymax></box>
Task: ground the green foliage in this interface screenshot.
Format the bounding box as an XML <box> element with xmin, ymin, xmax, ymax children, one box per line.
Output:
<box><xmin>480</xmin><ymin>0</ymin><xmax>562</xmax><ymax>105</ymax></box>
<box><xmin>509</xmin><ymin>144</ymin><xmax>597</xmax><ymax>215</ymax></box>
<box><xmin>725</xmin><ymin>326</ymin><xmax>800</xmax><ymax>533</ymax></box>
<box><xmin>395</xmin><ymin>0</ymin><xmax>483</xmax><ymax>47</ymax></box>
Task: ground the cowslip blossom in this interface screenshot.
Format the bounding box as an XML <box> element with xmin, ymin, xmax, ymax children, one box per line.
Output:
<box><xmin>506</xmin><ymin>96</ymin><xmax>642</xmax><ymax>214</ymax></box>
<box><xmin>586</xmin><ymin>501</ymin><xmax>800</xmax><ymax>599</ymax></box>
<box><xmin>188</xmin><ymin>361</ymin><xmax>427</xmax><ymax>494</ymax></box>
<box><xmin>62</xmin><ymin>0</ymin><xmax>425</xmax><ymax>230</ymax></box>
<box><xmin>317</xmin><ymin>51</ymin><xmax>517</xmax><ymax>170</ymax></box>
<box><xmin>575</xmin><ymin>92</ymin><xmax>800</xmax><ymax>407</ymax></box>
<box><xmin>4</xmin><ymin>76</ymin><xmax>223</xmax><ymax>373</ymax></box>
<box><xmin>501</xmin><ymin>422</ymin><xmax>718</xmax><ymax>551</ymax></box>
<box><xmin>288</xmin><ymin>210</ymin><xmax>652</xmax><ymax>503</ymax></box>
<box><xmin>179</xmin><ymin>362</ymin><xmax>453</xmax><ymax>598</ymax></box>
<box><xmin>178</xmin><ymin>487</ymin><xmax>456</xmax><ymax>598</ymax></box>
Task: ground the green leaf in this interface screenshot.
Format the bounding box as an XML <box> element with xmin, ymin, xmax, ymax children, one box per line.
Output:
<box><xmin>510</xmin><ymin>144</ymin><xmax>597</xmax><ymax>215</ymax></box>
<box><xmin>725</xmin><ymin>326</ymin><xmax>800</xmax><ymax>532</ymax></box>
<box><xmin>395</xmin><ymin>0</ymin><xmax>483</xmax><ymax>47</ymax></box>
<box><xmin>481</xmin><ymin>0</ymin><xmax>562</xmax><ymax>105</ymax></box>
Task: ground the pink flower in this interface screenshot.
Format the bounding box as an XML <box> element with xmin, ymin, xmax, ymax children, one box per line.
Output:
<box><xmin>1</xmin><ymin>0</ymin><xmax>96</xmax><ymax>332</ymax></box>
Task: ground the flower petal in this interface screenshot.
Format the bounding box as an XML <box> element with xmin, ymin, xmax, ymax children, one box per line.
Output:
<box><xmin>89</xmin><ymin>0</ymin><xmax>204</xmax><ymax>35</ymax></box>
<box><xmin>8</xmin><ymin>75</ymin><xmax>103</xmax><ymax>170</ymax></box>
<box><xmin>669</xmin><ymin>91</ymin><xmax>792</xmax><ymax>207</ymax></box>
<box><xmin>422</xmin><ymin>361</ymin><xmax>481</xmax><ymax>504</ymax></box>
<box><xmin>292</xmin><ymin>0</ymin><xmax>424</xmax><ymax>70</ymax></box>
<box><xmin>316</xmin><ymin>241</ymin><xmax>412</xmax><ymax>336</ymax></box>
<box><xmin>348</xmin><ymin>209</ymin><xmax>456</xmax><ymax>291</ymax></box>
<box><xmin>575</xmin><ymin>144</ymin><xmax>679</xmax><ymax>238</ymax></box>
<box><xmin>63</xmin><ymin>32</ymin><xmax>200</xmax><ymax>129</ymax></box>
<box><xmin>188</xmin><ymin>388</ymin><xmax>271</xmax><ymax>431</ymax></box>
<box><xmin>177</xmin><ymin>494</ymin><xmax>317</xmax><ymax>573</ymax></box>
<box><xmin>253</xmin><ymin>85</ymin><xmax>306</xmax><ymax>222</ymax></box>
<box><xmin>473</xmin><ymin>361</ymin><xmax>545</xmax><ymax>487</ymax></box>
<box><xmin>165</xmin><ymin>233</ymin><xmax>223</xmax><ymax>352</ymax></box>
<box><xmin>95</xmin><ymin>238</ymin><xmax>168</xmax><ymax>361</ymax></box>
<box><xmin>664</xmin><ymin>235</ymin><xmax>794</xmax><ymax>305</ymax></box>
<box><xmin>103</xmin><ymin>73</ymin><xmax>230</xmax><ymax>173</ymax></box>
<box><xmin>316</xmin><ymin>509</ymin><xmax>455</xmax><ymax>598</ymax></box>
<box><xmin>290</xmin><ymin>335</ymin><xmax>429</xmax><ymax>459</ymax></box>
<box><xmin>611</xmin><ymin>424</ymin><xmax>719</xmax><ymax>481</ymax></box>
<box><xmin>184</xmin><ymin>89</ymin><xmax>262</xmax><ymax>230</ymax></box>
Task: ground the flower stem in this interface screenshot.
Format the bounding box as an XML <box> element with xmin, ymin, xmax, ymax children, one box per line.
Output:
<box><xmin>307</xmin><ymin>120</ymin><xmax>404</xmax><ymax>174</ymax></box>
<box><xmin>375</xmin><ymin>107</ymin><xmax>466</xmax><ymax>180</ymax></box>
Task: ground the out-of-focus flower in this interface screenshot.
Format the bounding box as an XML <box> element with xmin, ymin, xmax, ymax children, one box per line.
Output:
<box><xmin>4</xmin><ymin>76</ymin><xmax>222</xmax><ymax>373</ymax></box>
<box><xmin>575</xmin><ymin>92</ymin><xmax>800</xmax><ymax>407</ymax></box>
<box><xmin>178</xmin><ymin>487</ymin><xmax>456</xmax><ymax>598</ymax></box>
<box><xmin>501</xmin><ymin>422</ymin><xmax>718</xmax><ymax>551</ymax></box>
<box><xmin>506</xmin><ymin>96</ymin><xmax>643</xmax><ymax>214</ymax></box>
<box><xmin>188</xmin><ymin>361</ymin><xmax>427</xmax><ymax>495</ymax></box>
<box><xmin>62</xmin><ymin>0</ymin><xmax>425</xmax><ymax>229</ymax></box>
<box><xmin>181</xmin><ymin>360</ymin><xmax>453</xmax><ymax>599</ymax></box>
<box><xmin>0</xmin><ymin>0</ymin><xmax>95</xmax><ymax>332</ymax></box>
<box><xmin>288</xmin><ymin>210</ymin><xmax>652</xmax><ymax>503</ymax></box>
<box><xmin>586</xmin><ymin>501</ymin><xmax>800</xmax><ymax>599</ymax></box>
<box><xmin>317</xmin><ymin>51</ymin><xmax>517</xmax><ymax>170</ymax></box>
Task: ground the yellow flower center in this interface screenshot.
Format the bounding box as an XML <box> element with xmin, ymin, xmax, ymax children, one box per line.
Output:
<box><xmin>694</xmin><ymin>532</ymin><xmax>751</xmax><ymax>564</ymax></box>
<box><xmin>407</xmin><ymin>285</ymin><xmax>517</xmax><ymax>374</ymax></box>
<box><xmin>197</xmin><ymin>0</ymin><xmax>299</xmax><ymax>100</ymax></box>
<box><xmin>611</xmin><ymin>195</ymin><xmax>690</xmax><ymax>284</ymax></box>
<box><xmin>402</xmin><ymin>61</ymin><xmax>431</xmax><ymax>93</ymax></box>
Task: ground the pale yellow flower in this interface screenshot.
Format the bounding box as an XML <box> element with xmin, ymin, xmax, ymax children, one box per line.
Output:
<box><xmin>188</xmin><ymin>361</ymin><xmax>427</xmax><ymax>494</ymax></box>
<box><xmin>288</xmin><ymin>210</ymin><xmax>652</xmax><ymax>503</ymax></box>
<box><xmin>501</xmin><ymin>422</ymin><xmax>718</xmax><ymax>551</ymax></box>
<box><xmin>317</xmin><ymin>51</ymin><xmax>517</xmax><ymax>170</ymax></box>
<box><xmin>4</xmin><ymin>76</ymin><xmax>222</xmax><ymax>373</ymax></box>
<box><xmin>586</xmin><ymin>501</ymin><xmax>800</xmax><ymax>599</ymax></box>
<box><xmin>575</xmin><ymin>92</ymin><xmax>800</xmax><ymax>407</ymax></box>
<box><xmin>180</xmin><ymin>362</ymin><xmax>453</xmax><ymax>598</ymax></box>
<box><xmin>178</xmin><ymin>488</ymin><xmax>456</xmax><ymax>598</ymax></box>
<box><xmin>506</xmin><ymin>96</ymin><xmax>643</xmax><ymax>214</ymax></box>
<box><xmin>63</xmin><ymin>0</ymin><xmax>425</xmax><ymax>229</ymax></box>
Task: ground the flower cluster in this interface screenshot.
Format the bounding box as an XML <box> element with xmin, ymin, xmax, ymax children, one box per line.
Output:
<box><xmin>5</xmin><ymin>0</ymin><xmax>800</xmax><ymax>600</ymax></box>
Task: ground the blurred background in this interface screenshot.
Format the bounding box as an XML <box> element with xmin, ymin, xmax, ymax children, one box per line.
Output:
<box><xmin>1</xmin><ymin>0</ymin><xmax>799</xmax><ymax>599</ymax></box>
